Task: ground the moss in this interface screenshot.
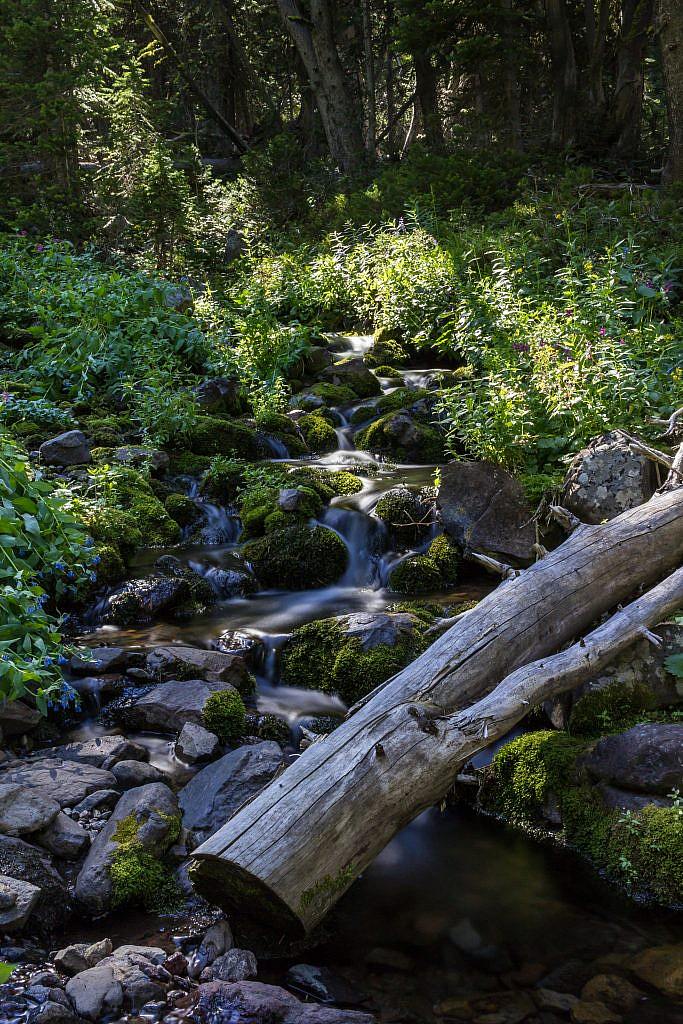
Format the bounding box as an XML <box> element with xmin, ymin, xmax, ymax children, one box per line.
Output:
<box><xmin>243</xmin><ymin>524</ymin><xmax>348</xmax><ymax>590</ymax></box>
<box><xmin>288</xmin><ymin>467</ymin><xmax>363</xmax><ymax>499</ymax></box>
<box><xmin>569</xmin><ymin>682</ymin><xmax>657</xmax><ymax>737</ymax></box>
<box><xmin>373</xmin><ymin>365</ymin><xmax>403</xmax><ymax>379</ymax></box>
<box><xmin>78</xmin><ymin>504</ymin><xmax>143</xmax><ymax>559</ymax></box>
<box><xmin>110</xmin><ymin>811</ymin><xmax>181</xmax><ymax>912</ymax></box>
<box><xmin>374</xmin><ymin>487</ymin><xmax>430</xmax><ymax>545</ymax></box>
<box><xmin>483</xmin><ymin>730</ymin><xmax>683</xmax><ymax>906</ymax></box>
<box><xmin>426</xmin><ymin>533</ymin><xmax>460</xmax><ymax>587</ymax></box>
<box><xmin>300</xmin><ymin>863</ymin><xmax>357</xmax><ymax>911</ymax></box>
<box><xmin>292</xmin><ymin>383</ymin><xmax>357</xmax><ymax>409</ymax></box>
<box><xmin>202</xmin><ymin>688</ymin><xmax>246</xmax><ymax>743</ymax></box>
<box><xmin>388</xmin><ymin>555</ymin><xmax>443</xmax><ymax>594</ymax></box>
<box><xmin>324</xmin><ymin>359</ymin><xmax>382</xmax><ymax>398</ymax></box>
<box><xmin>281</xmin><ymin>616</ymin><xmax>427</xmax><ymax>704</ymax></box>
<box><xmin>252</xmin><ymin>713</ymin><xmax>291</xmax><ymax>747</ymax></box>
<box><xmin>186</xmin><ymin>415</ymin><xmax>263</xmax><ymax>459</ymax></box>
<box><xmin>81</xmin><ymin>414</ymin><xmax>130</xmax><ymax>448</ymax></box>
<box><xmin>519</xmin><ymin>470</ymin><xmax>564</xmax><ymax>508</ymax></box>
<box><xmin>168</xmin><ymin>452</ymin><xmax>211</xmax><ymax>476</ymax></box>
<box><xmin>349</xmin><ymin>404</ymin><xmax>378</xmax><ymax>425</ymax></box>
<box><xmin>108</xmin><ymin>467</ymin><xmax>181</xmax><ymax>546</ymax></box>
<box><xmin>93</xmin><ymin>543</ymin><xmax>126</xmax><ymax>583</ymax></box>
<box><xmin>356</xmin><ymin>412</ymin><xmax>445</xmax><ymax>463</ymax></box>
<box><xmin>165</xmin><ymin>492</ymin><xmax>202</xmax><ymax>528</ymax></box>
<box><xmin>255</xmin><ymin>411</ymin><xmax>299</xmax><ymax>437</ymax></box>
<box><xmin>298</xmin><ymin>413</ymin><xmax>338</xmax><ymax>453</ymax></box>
<box><xmin>364</xmin><ymin>328</ymin><xmax>408</xmax><ymax>368</ymax></box>
<box><xmin>376</xmin><ymin>387</ymin><xmax>429</xmax><ymax>416</ymax></box>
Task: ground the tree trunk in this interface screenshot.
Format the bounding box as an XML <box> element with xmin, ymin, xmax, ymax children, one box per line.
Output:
<box><xmin>613</xmin><ymin>0</ymin><xmax>654</xmax><ymax>156</ymax></box>
<box><xmin>277</xmin><ymin>0</ymin><xmax>364</xmax><ymax>172</ymax></box>
<box><xmin>361</xmin><ymin>0</ymin><xmax>377</xmax><ymax>155</ymax></box>
<box><xmin>657</xmin><ymin>0</ymin><xmax>683</xmax><ymax>182</ymax></box>
<box><xmin>413</xmin><ymin>49</ymin><xmax>444</xmax><ymax>150</ymax></box>
<box><xmin>547</xmin><ymin>0</ymin><xmax>579</xmax><ymax>147</ymax></box>
<box><xmin>191</xmin><ymin>487</ymin><xmax>683</xmax><ymax>935</ymax></box>
<box><xmin>585</xmin><ymin>0</ymin><xmax>609</xmax><ymax>109</ymax></box>
<box><xmin>502</xmin><ymin>0</ymin><xmax>523</xmax><ymax>150</ymax></box>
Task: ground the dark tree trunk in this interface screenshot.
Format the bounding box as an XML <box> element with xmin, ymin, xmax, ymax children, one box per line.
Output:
<box><xmin>277</xmin><ymin>0</ymin><xmax>364</xmax><ymax>172</ymax></box>
<box><xmin>361</xmin><ymin>0</ymin><xmax>377</xmax><ymax>154</ymax></box>
<box><xmin>613</xmin><ymin>0</ymin><xmax>654</xmax><ymax>155</ymax></box>
<box><xmin>585</xmin><ymin>0</ymin><xmax>609</xmax><ymax>110</ymax></box>
<box><xmin>547</xmin><ymin>0</ymin><xmax>578</xmax><ymax>147</ymax></box>
<box><xmin>215</xmin><ymin>0</ymin><xmax>254</xmax><ymax>137</ymax></box>
<box><xmin>413</xmin><ymin>50</ymin><xmax>444</xmax><ymax>150</ymax></box>
<box><xmin>657</xmin><ymin>0</ymin><xmax>683</xmax><ymax>181</ymax></box>
<box><xmin>501</xmin><ymin>0</ymin><xmax>523</xmax><ymax>149</ymax></box>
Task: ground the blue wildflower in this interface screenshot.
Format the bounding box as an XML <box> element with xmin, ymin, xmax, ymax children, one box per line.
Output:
<box><xmin>43</xmin><ymin>656</ymin><xmax>52</xmax><ymax>667</ymax></box>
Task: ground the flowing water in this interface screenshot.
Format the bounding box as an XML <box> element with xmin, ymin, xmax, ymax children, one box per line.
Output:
<box><xmin>61</xmin><ymin>335</ymin><xmax>683</xmax><ymax>1020</ymax></box>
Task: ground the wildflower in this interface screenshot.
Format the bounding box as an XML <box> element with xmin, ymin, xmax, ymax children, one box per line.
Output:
<box><xmin>88</xmin><ymin>571</ymin><xmax>97</xmax><ymax>582</ymax></box>
<box><xmin>35</xmin><ymin>244</ymin><xmax>45</xmax><ymax>253</ymax></box>
<box><xmin>55</xmin><ymin>561</ymin><xmax>65</xmax><ymax>571</ymax></box>
<box><xmin>43</xmin><ymin>656</ymin><xmax>52</xmax><ymax>667</ymax></box>
<box><xmin>92</xmin><ymin>555</ymin><xmax>101</xmax><ymax>565</ymax></box>
<box><xmin>599</xmin><ymin>327</ymin><xmax>606</xmax><ymax>336</ymax></box>
<box><xmin>57</xmin><ymin>654</ymin><xmax>68</xmax><ymax>666</ymax></box>
<box><xmin>66</xmin><ymin>570</ymin><xmax>75</xmax><ymax>579</ymax></box>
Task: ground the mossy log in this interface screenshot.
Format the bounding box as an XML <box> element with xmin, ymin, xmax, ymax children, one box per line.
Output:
<box><xmin>191</xmin><ymin>487</ymin><xmax>683</xmax><ymax>934</ymax></box>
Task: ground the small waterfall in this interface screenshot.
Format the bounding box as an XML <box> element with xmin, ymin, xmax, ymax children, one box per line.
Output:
<box><xmin>194</xmin><ymin>501</ymin><xmax>241</xmax><ymax>545</ymax></box>
<box><xmin>334</xmin><ymin>426</ymin><xmax>354</xmax><ymax>451</ymax></box>
<box><xmin>321</xmin><ymin>506</ymin><xmax>388</xmax><ymax>588</ymax></box>
<box><xmin>262</xmin><ymin>433</ymin><xmax>290</xmax><ymax>459</ymax></box>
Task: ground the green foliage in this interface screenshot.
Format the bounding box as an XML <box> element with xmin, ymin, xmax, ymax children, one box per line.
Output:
<box><xmin>243</xmin><ymin>525</ymin><xmax>347</xmax><ymax>590</ymax></box>
<box><xmin>281</xmin><ymin>616</ymin><xmax>428</xmax><ymax>704</ymax></box>
<box><xmin>164</xmin><ymin>492</ymin><xmax>201</xmax><ymax>528</ymax></box>
<box><xmin>568</xmin><ymin>683</ymin><xmax>657</xmax><ymax>737</ymax></box>
<box><xmin>110</xmin><ymin>812</ymin><xmax>181</xmax><ymax>912</ymax></box>
<box><xmin>425</xmin><ymin>533</ymin><xmax>460</xmax><ymax>586</ymax></box>
<box><xmin>0</xmin><ymin>432</ymin><xmax>95</xmax><ymax>709</ymax></box>
<box><xmin>388</xmin><ymin>555</ymin><xmax>443</xmax><ymax>594</ymax></box>
<box><xmin>298</xmin><ymin>412</ymin><xmax>338</xmax><ymax>453</ymax></box>
<box><xmin>202</xmin><ymin>688</ymin><xmax>246</xmax><ymax>744</ymax></box>
<box><xmin>185</xmin><ymin>415</ymin><xmax>262</xmax><ymax>459</ymax></box>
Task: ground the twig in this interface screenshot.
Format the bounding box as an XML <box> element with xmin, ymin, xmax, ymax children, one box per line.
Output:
<box><xmin>549</xmin><ymin>505</ymin><xmax>582</xmax><ymax>533</ymax></box>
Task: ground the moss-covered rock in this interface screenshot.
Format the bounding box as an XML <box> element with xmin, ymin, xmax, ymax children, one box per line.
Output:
<box><xmin>356</xmin><ymin>410</ymin><xmax>445</xmax><ymax>463</ymax></box>
<box><xmin>202</xmin><ymin>688</ymin><xmax>246</xmax><ymax>743</ymax></box>
<box><xmin>243</xmin><ymin>524</ymin><xmax>347</xmax><ymax>590</ymax></box>
<box><xmin>375</xmin><ymin>387</ymin><xmax>430</xmax><ymax>416</ymax></box>
<box><xmin>288</xmin><ymin>466</ymin><xmax>363</xmax><ymax>500</ymax></box>
<box><xmin>364</xmin><ymin>328</ymin><xmax>408</xmax><ymax>368</ymax></box>
<box><xmin>388</xmin><ymin>555</ymin><xmax>443</xmax><ymax>594</ymax></box>
<box><xmin>298</xmin><ymin>413</ymin><xmax>338</xmax><ymax>453</ymax></box>
<box><xmin>374</xmin><ymin>486</ymin><xmax>432</xmax><ymax>545</ymax></box>
<box><xmin>426</xmin><ymin>533</ymin><xmax>460</xmax><ymax>587</ymax></box>
<box><xmin>569</xmin><ymin>682</ymin><xmax>657</xmax><ymax>737</ymax></box>
<box><xmin>81</xmin><ymin>414</ymin><xmax>131</xmax><ymax>448</ymax></box>
<box><xmin>482</xmin><ymin>730</ymin><xmax>683</xmax><ymax>906</ymax></box>
<box><xmin>373</xmin><ymin>365</ymin><xmax>403</xmax><ymax>379</ymax></box>
<box><xmin>108</xmin><ymin>467</ymin><xmax>181</xmax><ymax>546</ymax></box>
<box><xmin>165</xmin><ymin>492</ymin><xmax>202</xmax><ymax>528</ymax></box>
<box><xmin>246</xmin><ymin>712</ymin><xmax>291</xmax><ymax>747</ymax></box>
<box><xmin>281</xmin><ymin>611</ymin><xmax>427</xmax><ymax>704</ymax></box>
<box><xmin>349</xmin><ymin>404</ymin><xmax>378</xmax><ymax>425</ymax></box>
<box><xmin>321</xmin><ymin>357</ymin><xmax>382</xmax><ymax>398</ymax></box>
<box><xmin>110</xmin><ymin>811</ymin><xmax>181</xmax><ymax>912</ymax></box>
<box><xmin>168</xmin><ymin>452</ymin><xmax>211</xmax><ymax>476</ymax></box>
<box><xmin>77</xmin><ymin>504</ymin><xmax>143</xmax><ymax>559</ymax></box>
<box><xmin>290</xmin><ymin>383</ymin><xmax>358</xmax><ymax>410</ymax></box>
<box><xmin>186</xmin><ymin>415</ymin><xmax>263</xmax><ymax>459</ymax></box>
<box><xmin>92</xmin><ymin>543</ymin><xmax>126</xmax><ymax>584</ymax></box>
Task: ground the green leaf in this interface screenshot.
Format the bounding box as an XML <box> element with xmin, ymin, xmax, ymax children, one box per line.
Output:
<box><xmin>664</xmin><ymin>653</ymin><xmax>683</xmax><ymax>679</ymax></box>
<box><xmin>0</xmin><ymin>961</ymin><xmax>16</xmax><ymax>983</ymax></box>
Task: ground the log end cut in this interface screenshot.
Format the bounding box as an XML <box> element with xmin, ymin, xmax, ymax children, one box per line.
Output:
<box><xmin>189</xmin><ymin>855</ymin><xmax>308</xmax><ymax>936</ymax></box>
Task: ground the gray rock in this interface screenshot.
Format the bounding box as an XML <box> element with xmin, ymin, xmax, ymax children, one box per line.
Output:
<box><xmin>0</xmin><ymin>699</ymin><xmax>41</xmax><ymax>736</ymax></box>
<box><xmin>202</xmin><ymin>567</ymin><xmax>256</xmax><ymax>599</ymax></box>
<box><xmin>0</xmin><ymin>759</ymin><xmax>117</xmax><ymax>808</ymax></box>
<box><xmin>583</xmin><ymin>723</ymin><xmax>683</xmax><ymax>794</ymax></box>
<box><xmin>175</xmin><ymin>723</ymin><xmax>220</xmax><ymax>764</ymax></box>
<box><xmin>164</xmin><ymin>283</ymin><xmax>193</xmax><ymax>313</ymax></box>
<box><xmin>599</xmin><ymin>785</ymin><xmax>671</xmax><ymax>812</ymax></box>
<box><xmin>437</xmin><ymin>460</ymin><xmax>536</xmax><ymax>563</ymax></box>
<box><xmin>0</xmin><ymin>874</ymin><xmax>41</xmax><ymax>932</ymax></box>
<box><xmin>69</xmin><ymin>647</ymin><xmax>145</xmax><ymax>675</ymax></box>
<box><xmin>194</xmin><ymin>981</ymin><xmax>375</xmax><ymax>1023</ymax></box>
<box><xmin>194</xmin><ymin>377</ymin><xmax>242</xmax><ymax>416</ymax></box>
<box><xmin>564</xmin><ymin>431</ymin><xmax>657</xmax><ymax>524</ymax></box>
<box><xmin>209</xmin><ymin>948</ymin><xmax>257</xmax><ymax>983</ymax></box>
<box><xmin>122</xmin><ymin>678</ymin><xmax>238</xmax><ymax>734</ymax></box>
<box><xmin>29</xmin><ymin>970</ymin><xmax>63</xmax><ymax>988</ymax></box>
<box><xmin>337</xmin><ymin>611</ymin><xmax>421</xmax><ymax>651</ymax></box>
<box><xmin>64</xmin><ymin>962</ymin><xmax>123</xmax><ymax>1020</ymax></box>
<box><xmin>212</xmin><ymin>629</ymin><xmax>264</xmax><ymax>665</ymax></box>
<box><xmin>187</xmin><ymin>919</ymin><xmax>234</xmax><ymax>978</ymax></box>
<box><xmin>111</xmin><ymin>760</ymin><xmax>164</xmax><ymax>790</ymax></box>
<box><xmin>180</xmin><ymin>742</ymin><xmax>283</xmax><ymax>843</ymax></box>
<box><xmin>53</xmin><ymin>944</ymin><xmax>90</xmax><ymax>976</ymax></box>
<box><xmin>101</xmin><ymin>576</ymin><xmax>191</xmax><ymax>627</ymax></box>
<box><xmin>286</xmin><ymin>964</ymin><xmax>362</xmax><ymax>1005</ymax></box>
<box><xmin>278</xmin><ymin>488</ymin><xmax>311</xmax><ymax>513</ymax></box>
<box><xmin>113</xmin><ymin>447</ymin><xmax>170</xmax><ymax>474</ymax></box>
<box><xmin>320</xmin><ymin>357</ymin><xmax>381</xmax><ymax>398</ymax></box>
<box><xmin>74</xmin><ymin>783</ymin><xmax>179</xmax><ymax>915</ymax></box>
<box><xmin>37</xmin><ymin>812</ymin><xmax>90</xmax><ymax>860</ymax></box>
<box><xmin>0</xmin><ymin>783</ymin><xmax>60</xmax><ymax>836</ymax></box>
<box><xmin>84</xmin><ymin>938</ymin><xmax>113</xmax><ymax>966</ymax></box>
<box><xmin>27</xmin><ymin>999</ymin><xmax>77</xmax><ymax>1024</ymax></box>
<box><xmin>145</xmin><ymin>645</ymin><xmax>252</xmax><ymax>687</ymax></box>
<box><xmin>72</xmin><ymin>790</ymin><xmax>120</xmax><ymax>815</ymax></box>
<box><xmin>45</xmin><ymin>735</ymin><xmax>149</xmax><ymax>768</ymax></box>
<box><xmin>39</xmin><ymin>431</ymin><xmax>91</xmax><ymax>466</ymax></box>
<box><xmin>0</xmin><ymin>836</ymin><xmax>70</xmax><ymax>933</ymax></box>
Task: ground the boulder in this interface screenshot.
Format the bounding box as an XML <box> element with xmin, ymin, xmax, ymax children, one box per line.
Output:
<box><xmin>0</xmin><ymin>835</ymin><xmax>70</xmax><ymax>933</ymax></box>
<box><xmin>72</xmin><ymin>790</ymin><xmax>120</xmax><ymax>815</ymax></box>
<box><xmin>336</xmin><ymin>611</ymin><xmax>422</xmax><ymax>651</ymax></box>
<box><xmin>112</xmin><ymin>447</ymin><xmax>170</xmax><ymax>474</ymax></box>
<box><xmin>209</xmin><ymin>948</ymin><xmax>258</xmax><ymax>983</ymax></box>
<box><xmin>69</xmin><ymin>647</ymin><xmax>145</xmax><ymax>675</ymax></box>
<box><xmin>111</xmin><ymin>760</ymin><xmax>164</xmax><ymax>790</ymax></box>
<box><xmin>36</xmin><ymin>812</ymin><xmax>89</xmax><ymax>860</ymax></box>
<box><xmin>212</xmin><ymin>629</ymin><xmax>264</xmax><ymax>667</ymax></box>
<box><xmin>583</xmin><ymin>723</ymin><xmax>683</xmax><ymax>794</ymax></box>
<box><xmin>188</xmin><ymin>919</ymin><xmax>234</xmax><ymax>978</ymax></box>
<box><xmin>45</xmin><ymin>735</ymin><xmax>149</xmax><ymax>769</ymax></box>
<box><xmin>356</xmin><ymin>410</ymin><xmax>445</xmax><ymax>463</ymax></box>
<box><xmin>39</xmin><ymin>431</ymin><xmax>91</xmax><ymax>466</ymax></box>
<box><xmin>74</xmin><ymin>782</ymin><xmax>179</xmax><ymax>915</ymax></box>
<box><xmin>54</xmin><ymin>944</ymin><xmax>90</xmax><ymax>976</ymax></box>
<box><xmin>179</xmin><ymin>742</ymin><xmax>283</xmax><ymax>843</ymax></box>
<box><xmin>195</xmin><ymin>377</ymin><xmax>243</xmax><ymax>416</ymax></box>
<box><xmin>563</xmin><ymin>431</ymin><xmax>657</xmax><ymax>524</ymax></box>
<box><xmin>437</xmin><ymin>460</ymin><xmax>536</xmax><ymax>563</ymax></box>
<box><xmin>0</xmin><ymin>759</ymin><xmax>117</xmax><ymax>808</ymax></box>
<box><xmin>175</xmin><ymin>723</ymin><xmax>220</xmax><ymax>764</ymax></box>
<box><xmin>628</xmin><ymin>943</ymin><xmax>683</xmax><ymax>998</ymax></box>
<box><xmin>0</xmin><ymin>784</ymin><xmax>60</xmax><ymax>836</ymax></box>
<box><xmin>121</xmin><ymin>679</ymin><xmax>238</xmax><ymax>734</ymax></box>
<box><xmin>65</xmin><ymin>944</ymin><xmax>169</xmax><ymax>1017</ymax></box>
<box><xmin>0</xmin><ymin>874</ymin><xmax>41</xmax><ymax>932</ymax></box>
<box><xmin>202</xmin><ymin>566</ymin><xmax>257</xmax><ymax>599</ymax></box>
<box><xmin>100</xmin><ymin>576</ymin><xmax>191</xmax><ymax>627</ymax></box>
<box><xmin>194</xmin><ymin>981</ymin><xmax>375</xmax><ymax>1023</ymax></box>
<box><xmin>145</xmin><ymin>646</ymin><xmax>252</xmax><ymax>690</ymax></box>
<box><xmin>320</xmin><ymin>358</ymin><xmax>382</xmax><ymax>399</ymax></box>
<box><xmin>0</xmin><ymin>699</ymin><xmax>42</xmax><ymax>736</ymax></box>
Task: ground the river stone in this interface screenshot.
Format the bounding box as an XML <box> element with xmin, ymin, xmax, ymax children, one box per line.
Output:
<box><xmin>39</xmin><ymin>430</ymin><xmax>91</xmax><ymax>466</ymax></box>
<box><xmin>194</xmin><ymin>981</ymin><xmax>375</xmax><ymax>1023</ymax></box>
<box><xmin>74</xmin><ymin>782</ymin><xmax>179</xmax><ymax>915</ymax></box>
<box><xmin>195</xmin><ymin>377</ymin><xmax>242</xmax><ymax>416</ymax></box>
<box><xmin>0</xmin><ymin>699</ymin><xmax>41</xmax><ymax>737</ymax></box>
<box><xmin>180</xmin><ymin>742</ymin><xmax>283</xmax><ymax>843</ymax></box>
<box><xmin>583</xmin><ymin>723</ymin><xmax>683</xmax><ymax>794</ymax></box>
<box><xmin>0</xmin><ymin>875</ymin><xmax>41</xmax><ymax>932</ymax></box>
<box><xmin>72</xmin><ymin>789</ymin><xmax>120</xmax><ymax>815</ymax></box>
<box><xmin>0</xmin><ymin>835</ymin><xmax>70</xmax><ymax>933</ymax></box>
<box><xmin>122</xmin><ymin>678</ymin><xmax>238</xmax><ymax>734</ymax></box>
<box><xmin>101</xmin><ymin>576</ymin><xmax>191</xmax><ymax>626</ymax></box>
<box><xmin>45</xmin><ymin>735</ymin><xmax>149</xmax><ymax>768</ymax></box>
<box><xmin>563</xmin><ymin>431</ymin><xmax>657</xmax><ymax>524</ymax></box>
<box><xmin>437</xmin><ymin>460</ymin><xmax>536</xmax><ymax>563</ymax></box>
<box><xmin>113</xmin><ymin>446</ymin><xmax>170</xmax><ymax>474</ymax></box>
<box><xmin>69</xmin><ymin>647</ymin><xmax>145</xmax><ymax>675</ymax></box>
<box><xmin>54</xmin><ymin>944</ymin><xmax>90</xmax><ymax>975</ymax></box>
<box><xmin>36</xmin><ymin>812</ymin><xmax>89</xmax><ymax>860</ymax></box>
<box><xmin>320</xmin><ymin>357</ymin><xmax>381</xmax><ymax>399</ymax></box>
<box><xmin>208</xmin><ymin>948</ymin><xmax>258</xmax><ymax>983</ymax></box>
<box><xmin>337</xmin><ymin>611</ymin><xmax>422</xmax><ymax>650</ymax></box>
<box><xmin>287</xmin><ymin>964</ymin><xmax>362</xmax><ymax>1005</ymax></box>
<box><xmin>175</xmin><ymin>723</ymin><xmax>220</xmax><ymax>764</ymax></box>
<box><xmin>628</xmin><ymin>944</ymin><xmax>683</xmax><ymax>998</ymax></box>
<box><xmin>203</xmin><ymin>566</ymin><xmax>257</xmax><ymax>599</ymax></box>
<box><xmin>145</xmin><ymin>645</ymin><xmax>252</xmax><ymax>689</ymax></box>
<box><xmin>0</xmin><ymin>784</ymin><xmax>60</xmax><ymax>836</ymax></box>
<box><xmin>0</xmin><ymin>759</ymin><xmax>117</xmax><ymax>808</ymax></box>
<box><xmin>212</xmin><ymin>630</ymin><xmax>264</xmax><ymax>666</ymax></box>
<box><xmin>580</xmin><ymin>973</ymin><xmax>642</xmax><ymax>1011</ymax></box>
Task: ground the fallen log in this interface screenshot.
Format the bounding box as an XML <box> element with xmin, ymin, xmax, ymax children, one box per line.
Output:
<box><xmin>191</xmin><ymin>487</ymin><xmax>683</xmax><ymax>934</ymax></box>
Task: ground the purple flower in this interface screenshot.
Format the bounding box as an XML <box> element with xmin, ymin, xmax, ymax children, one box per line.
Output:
<box><xmin>35</xmin><ymin>244</ymin><xmax>45</xmax><ymax>253</ymax></box>
<box><xmin>599</xmin><ymin>327</ymin><xmax>606</xmax><ymax>336</ymax></box>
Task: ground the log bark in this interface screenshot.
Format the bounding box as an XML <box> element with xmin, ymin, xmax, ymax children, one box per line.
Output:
<box><xmin>191</xmin><ymin>487</ymin><xmax>683</xmax><ymax>934</ymax></box>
